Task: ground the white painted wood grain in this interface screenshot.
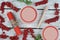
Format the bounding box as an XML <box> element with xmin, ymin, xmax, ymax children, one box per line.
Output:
<box><xmin>0</xmin><ymin>0</ymin><xmax>60</xmax><ymax>40</ymax></box>
<box><xmin>0</xmin><ymin>0</ymin><xmax>60</xmax><ymax>9</ymax></box>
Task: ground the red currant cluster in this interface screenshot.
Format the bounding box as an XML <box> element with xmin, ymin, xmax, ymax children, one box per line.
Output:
<box><xmin>45</xmin><ymin>3</ymin><xmax>59</xmax><ymax>24</ymax></box>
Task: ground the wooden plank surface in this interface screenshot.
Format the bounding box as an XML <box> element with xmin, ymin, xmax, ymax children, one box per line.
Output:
<box><xmin>0</xmin><ymin>0</ymin><xmax>60</xmax><ymax>40</ymax></box>
<box><xmin>0</xmin><ymin>0</ymin><xmax>60</xmax><ymax>9</ymax></box>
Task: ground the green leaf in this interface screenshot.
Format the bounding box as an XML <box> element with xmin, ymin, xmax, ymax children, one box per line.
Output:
<box><xmin>17</xmin><ymin>0</ymin><xmax>32</xmax><ymax>5</ymax></box>
<box><xmin>18</xmin><ymin>0</ymin><xmax>24</xmax><ymax>2</ymax></box>
<box><xmin>35</xmin><ymin>34</ymin><xmax>42</xmax><ymax>40</ymax></box>
<box><xmin>25</xmin><ymin>1</ymin><xmax>32</xmax><ymax>5</ymax></box>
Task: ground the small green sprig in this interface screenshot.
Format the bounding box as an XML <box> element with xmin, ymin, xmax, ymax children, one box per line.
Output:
<box><xmin>19</xmin><ymin>0</ymin><xmax>24</xmax><ymax>2</ymax></box>
<box><xmin>35</xmin><ymin>34</ymin><xmax>42</xmax><ymax>40</ymax></box>
<box><xmin>18</xmin><ymin>0</ymin><xmax>32</xmax><ymax>5</ymax></box>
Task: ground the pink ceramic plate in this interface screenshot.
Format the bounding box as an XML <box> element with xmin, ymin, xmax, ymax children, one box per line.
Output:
<box><xmin>20</xmin><ymin>6</ymin><xmax>37</xmax><ymax>23</ymax></box>
<box><xmin>42</xmin><ymin>26</ymin><xmax>59</xmax><ymax>40</ymax></box>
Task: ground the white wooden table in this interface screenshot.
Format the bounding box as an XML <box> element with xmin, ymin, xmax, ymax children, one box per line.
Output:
<box><xmin>0</xmin><ymin>0</ymin><xmax>60</xmax><ymax>40</ymax></box>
